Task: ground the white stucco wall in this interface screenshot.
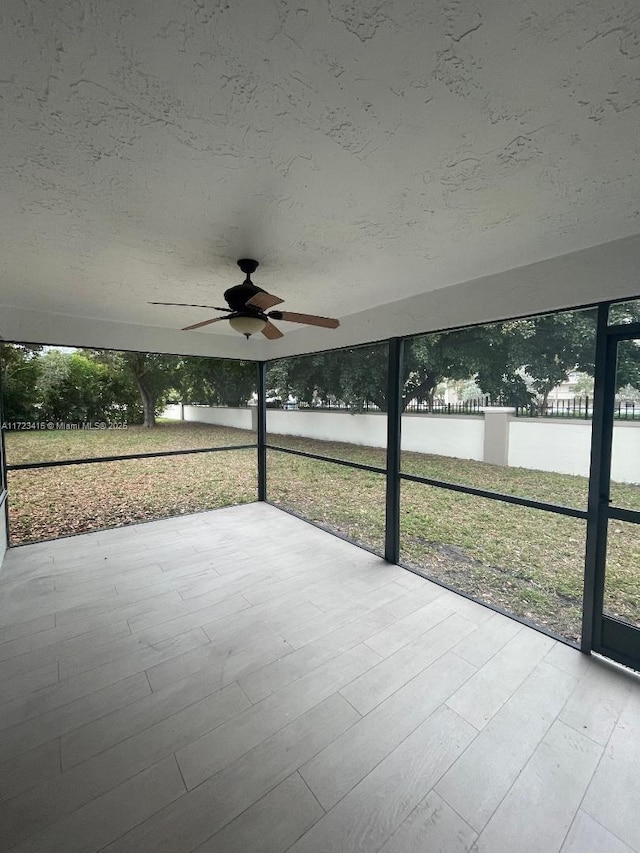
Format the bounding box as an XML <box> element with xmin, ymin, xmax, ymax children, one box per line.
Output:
<box><xmin>267</xmin><ymin>409</ymin><xmax>485</xmax><ymax>459</ymax></box>
<box><xmin>401</xmin><ymin>414</ymin><xmax>484</xmax><ymax>461</ymax></box>
<box><xmin>509</xmin><ymin>420</ymin><xmax>594</xmax><ymax>478</ymax></box>
<box><xmin>267</xmin><ymin>410</ymin><xmax>387</xmax><ymax>448</ymax></box>
<box><xmin>164</xmin><ymin>405</ymin><xmax>640</xmax><ymax>484</ymax></box>
<box><xmin>164</xmin><ymin>404</ymin><xmax>254</xmax><ymax>431</ymax></box>
<box><xmin>611</xmin><ymin>423</ymin><xmax>640</xmax><ymax>485</ymax></box>
<box><xmin>165</xmin><ymin>405</ymin><xmax>485</xmax><ymax>458</ymax></box>
<box><xmin>509</xmin><ymin>419</ymin><xmax>640</xmax><ymax>484</ymax></box>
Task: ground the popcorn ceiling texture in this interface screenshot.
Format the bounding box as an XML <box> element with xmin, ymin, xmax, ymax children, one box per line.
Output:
<box><xmin>0</xmin><ymin>0</ymin><xmax>639</xmax><ymax>356</ymax></box>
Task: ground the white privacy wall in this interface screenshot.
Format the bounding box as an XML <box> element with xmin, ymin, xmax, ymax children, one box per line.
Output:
<box><xmin>611</xmin><ymin>424</ymin><xmax>640</xmax><ymax>485</ymax></box>
<box><xmin>401</xmin><ymin>415</ymin><xmax>484</xmax><ymax>461</ymax></box>
<box><xmin>267</xmin><ymin>410</ymin><xmax>484</xmax><ymax>460</ymax></box>
<box><xmin>165</xmin><ymin>404</ymin><xmax>254</xmax><ymax>431</ymax></box>
<box><xmin>267</xmin><ymin>410</ymin><xmax>386</xmax><ymax>448</ymax></box>
<box><xmin>163</xmin><ymin>406</ymin><xmax>640</xmax><ymax>484</ymax></box>
<box><xmin>508</xmin><ymin>421</ymin><xmax>593</xmax><ymax>478</ymax></box>
<box><xmin>509</xmin><ymin>420</ymin><xmax>640</xmax><ymax>483</ymax></box>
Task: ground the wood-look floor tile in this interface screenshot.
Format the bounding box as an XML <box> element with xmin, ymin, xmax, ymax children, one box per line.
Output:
<box><xmin>8</xmin><ymin>755</ymin><xmax>186</xmax><ymax>853</ymax></box>
<box><xmin>473</xmin><ymin>720</ymin><xmax>602</xmax><ymax>853</ymax></box>
<box><xmin>176</xmin><ymin>644</ymin><xmax>379</xmax><ymax>790</ymax></box>
<box><xmin>581</xmin><ymin>686</ymin><xmax>640</xmax><ymax>851</ymax></box>
<box><xmin>0</xmin><ymin>739</ymin><xmax>60</xmax><ymax>803</ymax></box>
<box><xmin>103</xmin><ymin>693</ymin><xmax>359</xmax><ymax>853</ymax></box>
<box><xmin>559</xmin><ymin>659</ymin><xmax>632</xmax><ymax>746</ymax></box>
<box><xmin>0</xmin><ymin>621</ymin><xmax>132</xmax><ymax>682</ymax></box>
<box><xmin>379</xmin><ymin>790</ymin><xmax>477</xmax><ymax>853</ymax></box>
<box><xmin>191</xmin><ymin>773</ymin><xmax>323</xmax><ymax>853</ymax></box>
<box><xmin>436</xmin><ymin>661</ymin><xmax>577</xmax><ymax>831</ymax></box>
<box><xmin>1</xmin><ymin>505</ymin><xmax>636</xmax><ymax>853</ymax></box>
<box><xmin>363</xmin><ymin>595</ymin><xmax>456</xmax><ymax>658</ymax></box>
<box><xmin>0</xmin><ymin>661</ymin><xmax>59</xmax><ymax>704</ymax></box>
<box><xmin>0</xmin><ymin>614</ymin><xmax>55</xmax><ymax>645</ymax></box>
<box><xmin>301</xmin><ymin>651</ymin><xmax>476</xmax><ymax>810</ymax></box>
<box><xmin>288</xmin><ymin>706</ymin><xmax>476</xmax><ymax>853</ymax></box>
<box><xmin>560</xmin><ymin>810</ymin><xmax>636</xmax><ymax>853</ymax></box>
<box><xmin>2</xmin><ymin>683</ymin><xmax>248</xmax><ymax>849</ymax></box>
<box><xmin>446</xmin><ymin>627</ymin><xmax>554</xmax><ymax>730</ymax></box>
<box><xmin>0</xmin><ymin>672</ymin><xmax>151</xmax><ymax>762</ymax></box>
<box><xmin>452</xmin><ymin>612</ymin><xmax>523</xmax><ymax>668</ymax></box>
<box><xmin>341</xmin><ymin>613</ymin><xmax>476</xmax><ymax>716</ymax></box>
<box><xmin>62</xmin><ymin>654</ymin><xmax>249</xmax><ymax>768</ymax></box>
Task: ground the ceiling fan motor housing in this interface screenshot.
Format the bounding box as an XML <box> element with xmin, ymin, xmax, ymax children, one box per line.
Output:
<box><xmin>224</xmin><ymin>259</ymin><xmax>265</xmax><ymax>314</ymax></box>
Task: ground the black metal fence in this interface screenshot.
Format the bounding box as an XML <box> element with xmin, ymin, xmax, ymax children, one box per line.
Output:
<box><xmin>404</xmin><ymin>397</ymin><xmax>489</xmax><ymax>415</ymax></box>
<box><xmin>515</xmin><ymin>396</ymin><xmax>640</xmax><ymax>420</ymax></box>
<box><xmin>516</xmin><ymin>397</ymin><xmax>592</xmax><ymax>419</ymax></box>
<box><xmin>268</xmin><ymin>397</ymin><xmax>491</xmax><ymax>414</ymax></box>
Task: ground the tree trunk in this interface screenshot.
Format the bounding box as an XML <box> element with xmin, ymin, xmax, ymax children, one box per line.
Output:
<box><xmin>129</xmin><ymin>354</ymin><xmax>156</xmax><ymax>427</ymax></box>
<box><xmin>401</xmin><ymin>374</ymin><xmax>438</xmax><ymax>412</ymax></box>
<box><xmin>136</xmin><ymin>380</ymin><xmax>155</xmax><ymax>427</ymax></box>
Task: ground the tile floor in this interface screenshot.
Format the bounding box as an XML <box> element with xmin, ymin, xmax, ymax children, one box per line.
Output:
<box><xmin>0</xmin><ymin>502</ymin><xmax>638</xmax><ymax>853</ymax></box>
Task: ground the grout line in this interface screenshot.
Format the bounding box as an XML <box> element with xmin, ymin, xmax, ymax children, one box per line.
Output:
<box><xmin>296</xmin><ymin>769</ymin><xmax>327</xmax><ymax>815</ymax></box>
<box><xmin>337</xmin><ymin>690</ymin><xmax>364</xmax><ymax>719</ymax></box>
<box><xmin>563</xmin><ymin>717</ymin><xmax>616</xmax><ymax>848</ymax></box>
<box><xmin>173</xmin><ymin>752</ymin><xmax>189</xmax><ymax>793</ymax></box>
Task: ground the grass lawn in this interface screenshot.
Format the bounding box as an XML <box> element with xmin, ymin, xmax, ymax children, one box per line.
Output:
<box><xmin>5</xmin><ymin>422</ymin><xmax>640</xmax><ymax>644</ymax></box>
<box><xmin>5</xmin><ymin>423</ymin><xmax>258</xmax><ymax>544</ymax></box>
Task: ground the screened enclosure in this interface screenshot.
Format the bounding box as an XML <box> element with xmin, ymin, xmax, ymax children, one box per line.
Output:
<box><xmin>2</xmin><ymin>298</ymin><xmax>640</xmax><ymax>670</ymax></box>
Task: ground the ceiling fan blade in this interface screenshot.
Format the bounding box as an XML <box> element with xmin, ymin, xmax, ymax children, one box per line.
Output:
<box><xmin>261</xmin><ymin>320</ymin><xmax>284</xmax><ymax>340</ymax></box>
<box><xmin>182</xmin><ymin>317</ymin><xmax>227</xmax><ymax>331</ymax></box>
<box><xmin>150</xmin><ymin>302</ymin><xmax>231</xmax><ymax>312</ymax></box>
<box><xmin>269</xmin><ymin>311</ymin><xmax>340</xmax><ymax>329</ymax></box>
<box><xmin>246</xmin><ymin>291</ymin><xmax>284</xmax><ymax>310</ymax></box>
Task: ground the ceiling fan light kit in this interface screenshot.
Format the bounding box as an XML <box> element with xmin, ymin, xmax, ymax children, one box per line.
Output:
<box><xmin>150</xmin><ymin>259</ymin><xmax>340</xmax><ymax>340</ymax></box>
<box><xmin>228</xmin><ymin>314</ymin><xmax>267</xmax><ymax>338</ymax></box>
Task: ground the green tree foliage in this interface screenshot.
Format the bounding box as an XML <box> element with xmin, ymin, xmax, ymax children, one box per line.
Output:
<box><xmin>37</xmin><ymin>350</ymin><xmax>111</xmax><ymax>422</ymax></box>
<box><xmin>0</xmin><ymin>344</ymin><xmax>42</xmax><ymax>421</ymax></box>
<box><xmin>89</xmin><ymin>351</ymin><xmax>181</xmax><ymax>428</ymax></box>
<box><xmin>178</xmin><ymin>358</ymin><xmax>256</xmax><ymax>407</ymax></box>
<box><xmin>608</xmin><ymin>302</ymin><xmax>640</xmax><ymax>391</ymax></box>
<box><xmin>268</xmin><ymin>308</ymin><xmax>603</xmax><ymax>411</ymax></box>
<box><xmin>1</xmin><ymin>302</ymin><xmax>639</xmax><ymax>427</ymax></box>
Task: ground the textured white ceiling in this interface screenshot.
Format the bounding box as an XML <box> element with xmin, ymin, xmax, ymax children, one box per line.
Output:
<box><xmin>1</xmin><ymin>0</ymin><xmax>640</xmax><ymax>358</ymax></box>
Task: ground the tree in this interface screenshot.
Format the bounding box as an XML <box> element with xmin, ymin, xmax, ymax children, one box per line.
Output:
<box><xmin>506</xmin><ymin>311</ymin><xmax>597</xmax><ymax>408</ymax></box>
<box><xmin>85</xmin><ymin>351</ymin><xmax>180</xmax><ymax>427</ymax></box>
<box><xmin>119</xmin><ymin>353</ymin><xmax>180</xmax><ymax>428</ymax></box>
<box><xmin>36</xmin><ymin>350</ymin><xmax>118</xmax><ymax>422</ymax></box>
<box><xmin>268</xmin><ymin>327</ymin><xmax>521</xmax><ymax>412</ymax></box>
<box><xmin>179</xmin><ymin>358</ymin><xmax>256</xmax><ymax>407</ymax></box>
<box><xmin>0</xmin><ymin>343</ymin><xmax>42</xmax><ymax>422</ymax></box>
<box><xmin>265</xmin><ymin>309</ymin><xmax>603</xmax><ymax>413</ymax></box>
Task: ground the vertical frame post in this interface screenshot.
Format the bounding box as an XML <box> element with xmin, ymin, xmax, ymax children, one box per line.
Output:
<box><xmin>0</xmin><ymin>358</ymin><xmax>8</xmax><ymax>549</ymax></box>
<box><xmin>582</xmin><ymin>303</ymin><xmax>611</xmax><ymax>652</ymax></box>
<box><xmin>257</xmin><ymin>361</ymin><xmax>267</xmax><ymax>502</ymax></box>
<box><xmin>385</xmin><ymin>338</ymin><xmax>403</xmax><ymax>564</ymax></box>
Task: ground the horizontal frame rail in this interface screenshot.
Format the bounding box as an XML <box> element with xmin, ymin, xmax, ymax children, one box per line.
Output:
<box><xmin>6</xmin><ymin>444</ymin><xmax>257</xmax><ymax>471</ymax></box>
<box><xmin>399</xmin><ymin>471</ymin><xmax>588</xmax><ymax>519</ymax></box>
<box><xmin>267</xmin><ymin>445</ymin><xmax>587</xmax><ymax>518</ymax></box>
<box><xmin>606</xmin><ymin>322</ymin><xmax>640</xmax><ymax>338</ymax></box>
<box><xmin>608</xmin><ymin>506</ymin><xmax>640</xmax><ymax>524</ymax></box>
<box><xmin>266</xmin><ymin>444</ymin><xmax>387</xmax><ymax>475</ymax></box>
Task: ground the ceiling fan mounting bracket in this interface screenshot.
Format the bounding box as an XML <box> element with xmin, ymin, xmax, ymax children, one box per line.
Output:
<box><xmin>237</xmin><ymin>258</ymin><xmax>259</xmax><ymax>276</ymax></box>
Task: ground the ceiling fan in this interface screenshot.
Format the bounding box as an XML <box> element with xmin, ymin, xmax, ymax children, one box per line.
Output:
<box><xmin>150</xmin><ymin>259</ymin><xmax>340</xmax><ymax>339</ymax></box>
